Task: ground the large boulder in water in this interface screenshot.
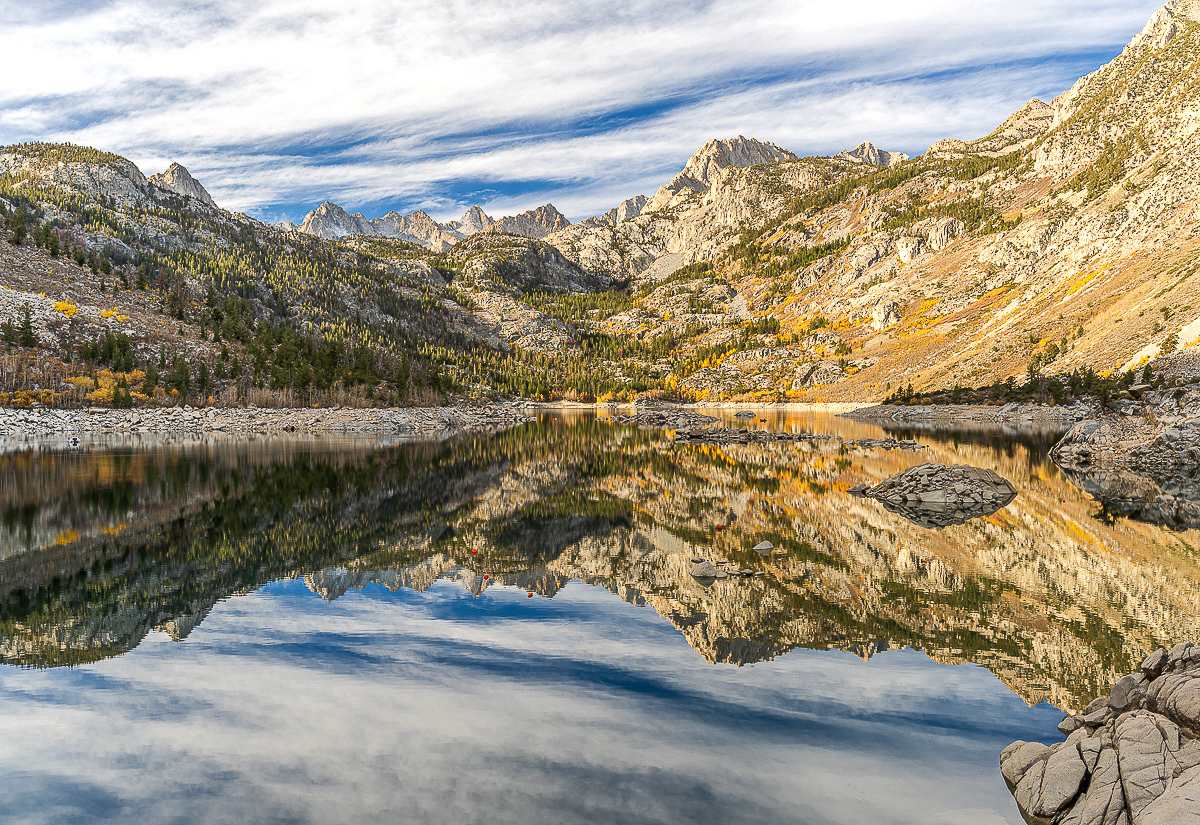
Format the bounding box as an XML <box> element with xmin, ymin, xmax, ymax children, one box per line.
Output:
<box><xmin>853</xmin><ymin>463</ymin><xmax>1016</xmax><ymax>527</ymax></box>
<box><xmin>1001</xmin><ymin>643</ymin><xmax>1200</xmax><ymax>825</ymax></box>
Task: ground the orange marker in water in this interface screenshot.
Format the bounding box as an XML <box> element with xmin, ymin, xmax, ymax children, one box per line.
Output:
<box><xmin>527</xmin><ymin>592</ymin><xmax>533</xmax><ymax>598</ymax></box>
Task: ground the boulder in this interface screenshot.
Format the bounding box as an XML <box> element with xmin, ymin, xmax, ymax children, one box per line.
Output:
<box><xmin>861</xmin><ymin>463</ymin><xmax>1017</xmax><ymax>527</ymax></box>
<box><xmin>1001</xmin><ymin>643</ymin><xmax>1200</xmax><ymax>825</ymax></box>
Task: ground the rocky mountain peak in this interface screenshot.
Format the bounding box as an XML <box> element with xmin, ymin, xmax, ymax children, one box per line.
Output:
<box><xmin>298</xmin><ymin>201</ymin><xmax>373</xmax><ymax>240</ymax></box>
<box><xmin>487</xmin><ymin>203</ymin><xmax>571</xmax><ymax>239</ymax></box>
<box><xmin>148</xmin><ymin>162</ymin><xmax>216</xmax><ymax>207</ymax></box>
<box><xmin>679</xmin><ymin>135</ymin><xmax>796</xmax><ymax>191</ymax></box>
<box><xmin>1132</xmin><ymin>0</ymin><xmax>1200</xmax><ymax>51</ymax></box>
<box><xmin>646</xmin><ymin>135</ymin><xmax>797</xmax><ymax>212</ymax></box>
<box><xmin>449</xmin><ymin>205</ymin><xmax>495</xmax><ymax>236</ymax></box>
<box><xmin>833</xmin><ymin>141</ymin><xmax>909</xmax><ymax>167</ymax></box>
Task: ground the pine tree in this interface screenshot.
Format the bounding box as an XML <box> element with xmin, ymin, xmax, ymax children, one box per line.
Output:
<box><xmin>18</xmin><ymin>304</ymin><xmax>36</xmax><ymax>348</ymax></box>
<box><xmin>143</xmin><ymin>362</ymin><xmax>159</xmax><ymax>394</ymax></box>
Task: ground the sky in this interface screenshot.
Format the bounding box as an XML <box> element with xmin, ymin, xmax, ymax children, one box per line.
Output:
<box><xmin>0</xmin><ymin>0</ymin><xmax>1165</xmax><ymax>225</ymax></box>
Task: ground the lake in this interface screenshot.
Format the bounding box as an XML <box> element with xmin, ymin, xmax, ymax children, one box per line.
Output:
<box><xmin>1</xmin><ymin>409</ymin><xmax>1196</xmax><ymax>825</ymax></box>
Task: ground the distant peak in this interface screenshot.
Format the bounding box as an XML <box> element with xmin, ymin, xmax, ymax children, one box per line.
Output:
<box><xmin>833</xmin><ymin>142</ymin><xmax>909</xmax><ymax>167</ymax></box>
<box><xmin>149</xmin><ymin>162</ymin><xmax>216</xmax><ymax>207</ymax></box>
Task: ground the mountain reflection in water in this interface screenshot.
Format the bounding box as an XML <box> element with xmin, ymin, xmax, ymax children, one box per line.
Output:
<box><xmin>3</xmin><ymin>410</ymin><xmax>1200</xmax><ymax>824</ymax></box>
<box><xmin>1</xmin><ymin>410</ymin><xmax>1198</xmax><ymax>712</ymax></box>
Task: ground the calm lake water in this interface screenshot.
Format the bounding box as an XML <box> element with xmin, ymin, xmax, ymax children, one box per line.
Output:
<box><xmin>1</xmin><ymin>409</ymin><xmax>1198</xmax><ymax>825</ymax></box>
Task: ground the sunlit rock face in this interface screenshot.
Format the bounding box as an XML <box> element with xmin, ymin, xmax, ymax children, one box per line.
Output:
<box><xmin>148</xmin><ymin>162</ymin><xmax>216</xmax><ymax>207</ymax></box>
<box><xmin>1</xmin><ymin>415</ymin><xmax>1199</xmax><ymax>713</ymax></box>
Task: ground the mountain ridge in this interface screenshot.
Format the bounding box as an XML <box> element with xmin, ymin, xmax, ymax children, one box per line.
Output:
<box><xmin>1</xmin><ymin>0</ymin><xmax>1198</xmax><ymax>407</ymax></box>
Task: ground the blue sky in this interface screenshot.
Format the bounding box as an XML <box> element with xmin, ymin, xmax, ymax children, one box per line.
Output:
<box><xmin>0</xmin><ymin>0</ymin><xmax>1165</xmax><ymax>224</ymax></box>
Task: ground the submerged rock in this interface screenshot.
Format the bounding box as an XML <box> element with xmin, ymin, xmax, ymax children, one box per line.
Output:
<box><xmin>857</xmin><ymin>463</ymin><xmax>1017</xmax><ymax>528</ymax></box>
<box><xmin>1001</xmin><ymin>643</ymin><xmax>1200</xmax><ymax>825</ymax></box>
<box><xmin>734</xmin><ymin>410</ymin><xmax>757</xmax><ymax>419</ymax></box>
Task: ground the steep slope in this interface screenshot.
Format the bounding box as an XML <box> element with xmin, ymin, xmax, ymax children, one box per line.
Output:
<box><xmin>539</xmin><ymin>0</ymin><xmax>1200</xmax><ymax>402</ymax></box>
<box><xmin>0</xmin><ymin>142</ymin><xmax>632</xmax><ymax>406</ymax></box>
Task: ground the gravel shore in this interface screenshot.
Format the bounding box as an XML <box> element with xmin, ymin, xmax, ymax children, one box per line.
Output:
<box><xmin>840</xmin><ymin>401</ymin><xmax>1096</xmax><ymax>428</ymax></box>
<box><xmin>0</xmin><ymin>403</ymin><xmax>533</xmax><ymax>441</ymax></box>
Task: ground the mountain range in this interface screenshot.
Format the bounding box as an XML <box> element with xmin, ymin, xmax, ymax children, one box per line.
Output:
<box><xmin>2</xmin><ymin>0</ymin><xmax>1200</xmax><ymax>406</ymax></box>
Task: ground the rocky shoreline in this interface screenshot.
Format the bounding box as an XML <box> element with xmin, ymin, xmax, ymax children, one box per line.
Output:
<box><xmin>842</xmin><ymin>401</ymin><xmax>1096</xmax><ymax>428</ymax></box>
<box><xmin>1001</xmin><ymin>642</ymin><xmax>1200</xmax><ymax>825</ymax></box>
<box><xmin>0</xmin><ymin>403</ymin><xmax>533</xmax><ymax>441</ymax></box>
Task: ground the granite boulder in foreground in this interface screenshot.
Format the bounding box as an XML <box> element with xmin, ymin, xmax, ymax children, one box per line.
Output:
<box><xmin>1001</xmin><ymin>643</ymin><xmax>1200</xmax><ymax>825</ymax></box>
<box><xmin>849</xmin><ymin>463</ymin><xmax>1017</xmax><ymax>527</ymax></box>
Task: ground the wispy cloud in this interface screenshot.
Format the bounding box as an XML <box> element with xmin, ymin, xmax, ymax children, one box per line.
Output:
<box><xmin>0</xmin><ymin>0</ymin><xmax>1163</xmax><ymax>222</ymax></box>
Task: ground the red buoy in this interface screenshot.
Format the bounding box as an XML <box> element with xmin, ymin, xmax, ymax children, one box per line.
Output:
<box><xmin>483</xmin><ymin>574</ymin><xmax>489</xmax><ymax>580</ymax></box>
<box><xmin>716</xmin><ymin>525</ymin><xmax>723</xmax><ymax>531</ymax></box>
<box><xmin>472</xmin><ymin>549</ymin><xmax>478</xmax><ymax>555</ymax></box>
<box><xmin>527</xmin><ymin>592</ymin><xmax>533</xmax><ymax>598</ymax></box>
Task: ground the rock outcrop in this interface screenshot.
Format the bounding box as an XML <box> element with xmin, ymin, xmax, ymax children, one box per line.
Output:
<box><xmin>1051</xmin><ymin>391</ymin><xmax>1200</xmax><ymax>479</ymax></box>
<box><xmin>148</xmin><ymin>162</ymin><xmax>216</xmax><ymax>207</ymax></box>
<box><xmin>1001</xmin><ymin>642</ymin><xmax>1200</xmax><ymax>825</ymax></box>
<box><xmin>371</xmin><ymin>208</ymin><xmax>462</xmax><ymax>251</ymax></box>
<box><xmin>611</xmin><ymin>410</ymin><xmax>719</xmax><ymax>429</ymax></box>
<box><xmin>674</xmin><ymin>427</ymin><xmax>830</xmax><ymax>445</ymax></box>
<box><xmin>852</xmin><ymin>463</ymin><xmax>1017</xmax><ymax>527</ymax></box>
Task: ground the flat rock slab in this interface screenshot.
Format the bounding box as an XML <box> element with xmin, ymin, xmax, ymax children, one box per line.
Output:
<box><xmin>844</xmin><ymin>437</ymin><xmax>925</xmax><ymax>451</ymax></box>
<box><xmin>613</xmin><ymin>411</ymin><xmax>719</xmax><ymax>429</ymax></box>
<box><xmin>674</xmin><ymin>427</ymin><xmax>832</xmax><ymax>445</ymax></box>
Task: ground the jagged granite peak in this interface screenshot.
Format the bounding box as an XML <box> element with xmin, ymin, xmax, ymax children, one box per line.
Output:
<box><xmin>298</xmin><ymin>200</ymin><xmax>374</xmax><ymax>240</ymax></box>
<box><xmin>833</xmin><ymin>141</ymin><xmax>909</xmax><ymax>167</ymax></box>
<box><xmin>646</xmin><ymin>135</ymin><xmax>797</xmax><ymax>212</ymax></box>
<box><xmin>372</xmin><ymin>209</ymin><xmax>463</xmax><ymax>251</ymax></box>
<box><xmin>485</xmin><ymin>203</ymin><xmax>571</xmax><ymax>239</ymax></box>
<box><xmin>148</xmin><ymin>162</ymin><xmax>216</xmax><ymax>207</ymax></box>
<box><xmin>447</xmin><ymin>205</ymin><xmax>495</xmax><ymax>236</ymax></box>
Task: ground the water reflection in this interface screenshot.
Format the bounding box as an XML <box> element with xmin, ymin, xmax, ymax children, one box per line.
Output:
<box><xmin>0</xmin><ymin>412</ymin><xmax>1197</xmax><ymax>715</ymax></box>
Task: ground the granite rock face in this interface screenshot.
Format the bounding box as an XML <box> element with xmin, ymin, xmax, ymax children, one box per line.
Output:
<box><xmin>1001</xmin><ymin>643</ymin><xmax>1200</xmax><ymax>825</ymax></box>
<box><xmin>148</xmin><ymin>162</ymin><xmax>216</xmax><ymax>207</ymax></box>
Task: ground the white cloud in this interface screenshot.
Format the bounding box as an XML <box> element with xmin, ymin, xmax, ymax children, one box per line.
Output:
<box><xmin>0</xmin><ymin>0</ymin><xmax>1164</xmax><ymax>221</ymax></box>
